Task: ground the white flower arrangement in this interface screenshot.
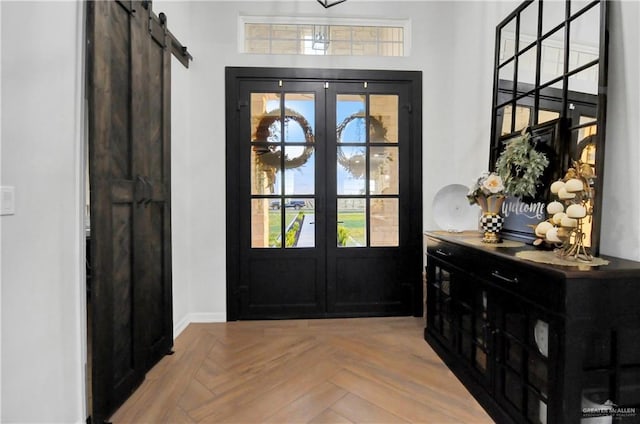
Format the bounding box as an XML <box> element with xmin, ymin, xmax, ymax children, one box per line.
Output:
<box><xmin>467</xmin><ymin>172</ymin><xmax>505</xmax><ymax>205</ymax></box>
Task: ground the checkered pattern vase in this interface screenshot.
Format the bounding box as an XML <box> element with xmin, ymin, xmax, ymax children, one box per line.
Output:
<box><xmin>481</xmin><ymin>213</ymin><xmax>504</xmax><ymax>233</ymax></box>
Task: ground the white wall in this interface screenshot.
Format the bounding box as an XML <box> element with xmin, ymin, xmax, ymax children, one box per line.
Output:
<box><xmin>600</xmin><ymin>0</ymin><xmax>640</xmax><ymax>259</ymax></box>
<box><xmin>0</xmin><ymin>1</ymin><xmax>638</xmax><ymax>422</ymax></box>
<box><xmin>168</xmin><ymin>0</ymin><xmax>640</xmax><ymax>322</ymax></box>
<box><xmin>178</xmin><ymin>0</ymin><xmax>459</xmax><ymax>320</ymax></box>
<box><xmin>1</xmin><ymin>1</ymin><xmax>86</xmax><ymax>422</ymax></box>
<box><xmin>155</xmin><ymin>1</ymin><xmax>195</xmax><ymax>337</ymax></box>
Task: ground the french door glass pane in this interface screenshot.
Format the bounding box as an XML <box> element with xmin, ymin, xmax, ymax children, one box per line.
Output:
<box><xmin>370</xmin><ymin>198</ymin><xmax>398</xmax><ymax>247</ymax></box>
<box><xmin>285</xmin><ymin>202</ymin><xmax>315</xmax><ymax>248</ymax></box>
<box><xmin>251</xmin><ymin>92</ymin><xmax>281</xmax><ymax>142</ymax></box>
<box><xmin>251</xmin><ymin>92</ymin><xmax>282</xmax><ymax>195</ymax></box>
<box><xmin>284</xmin><ymin>147</ymin><xmax>315</xmax><ymax>195</ymax></box>
<box><xmin>336</xmin><ymin>91</ymin><xmax>399</xmax><ymax>248</ymax></box>
<box><xmin>251</xmin><ymin>199</ymin><xmax>281</xmax><ymax>248</ymax></box>
<box><xmin>284</xmin><ymin>93</ymin><xmax>315</xmax><ymax>143</ymax></box>
<box><xmin>337</xmin><ymin>198</ymin><xmax>366</xmax><ymax>247</ymax></box>
<box><xmin>370</xmin><ymin>146</ymin><xmax>398</xmax><ymax>195</ymax></box>
<box><xmin>370</xmin><ymin>95</ymin><xmax>399</xmax><ymax>143</ymax></box>
<box><xmin>251</xmin><ymin>91</ymin><xmax>316</xmax><ymax>249</ymax></box>
<box><xmin>337</xmin><ymin>146</ymin><xmax>366</xmax><ymax>195</ymax></box>
<box><xmin>251</xmin><ymin>145</ymin><xmax>281</xmax><ymax>195</ymax></box>
<box><xmin>337</xmin><ymin>94</ymin><xmax>366</xmax><ymax>143</ymax></box>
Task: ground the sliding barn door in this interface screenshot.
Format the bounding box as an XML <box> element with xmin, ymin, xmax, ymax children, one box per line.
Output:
<box><xmin>87</xmin><ymin>1</ymin><xmax>175</xmax><ymax>421</ymax></box>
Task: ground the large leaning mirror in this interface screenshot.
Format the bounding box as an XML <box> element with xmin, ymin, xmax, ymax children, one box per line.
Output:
<box><xmin>489</xmin><ymin>0</ymin><xmax>608</xmax><ymax>255</ymax></box>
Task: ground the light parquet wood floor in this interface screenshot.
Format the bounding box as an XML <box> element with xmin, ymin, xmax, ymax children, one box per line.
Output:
<box><xmin>110</xmin><ymin>317</ymin><xmax>494</xmax><ymax>423</ymax></box>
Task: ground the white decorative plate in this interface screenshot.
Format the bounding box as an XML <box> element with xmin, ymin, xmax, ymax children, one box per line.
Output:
<box><xmin>534</xmin><ymin>319</ymin><xmax>549</xmax><ymax>358</ymax></box>
<box><xmin>432</xmin><ymin>184</ymin><xmax>479</xmax><ymax>232</ymax></box>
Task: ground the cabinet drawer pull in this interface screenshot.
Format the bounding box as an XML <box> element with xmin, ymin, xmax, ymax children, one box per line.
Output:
<box><xmin>491</xmin><ymin>271</ymin><xmax>519</xmax><ymax>284</ymax></box>
<box><xmin>436</xmin><ymin>249</ymin><xmax>452</xmax><ymax>257</ymax></box>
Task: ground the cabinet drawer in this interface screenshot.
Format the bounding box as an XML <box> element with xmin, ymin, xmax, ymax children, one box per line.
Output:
<box><xmin>426</xmin><ymin>237</ymin><xmax>467</xmax><ymax>264</ymax></box>
<box><xmin>426</xmin><ymin>236</ymin><xmax>565</xmax><ymax>312</ymax></box>
<box><xmin>476</xmin><ymin>257</ymin><xmax>565</xmax><ymax>312</ymax></box>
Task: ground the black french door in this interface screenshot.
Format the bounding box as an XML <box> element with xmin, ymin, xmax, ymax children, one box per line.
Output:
<box><xmin>226</xmin><ymin>68</ymin><xmax>422</xmax><ymax>320</ymax></box>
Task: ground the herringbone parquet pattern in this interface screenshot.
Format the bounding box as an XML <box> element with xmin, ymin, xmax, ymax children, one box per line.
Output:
<box><xmin>110</xmin><ymin>317</ymin><xmax>494</xmax><ymax>423</ymax></box>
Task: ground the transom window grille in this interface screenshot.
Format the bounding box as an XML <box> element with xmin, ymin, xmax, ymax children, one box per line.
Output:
<box><xmin>241</xmin><ymin>17</ymin><xmax>407</xmax><ymax>57</ymax></box>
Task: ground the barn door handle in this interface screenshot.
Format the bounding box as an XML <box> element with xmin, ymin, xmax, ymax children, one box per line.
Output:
<box><xmin>135</xmin><ymin>176</ymin><xmax>153</xmax><ymax>206</ymax></box>
<box><xmin>144</xmin><ymin>178</ymin><xmax>153</xmax><ymax>205</ymax></box>
<box><xmin>136</xmin><ymin>175</ymin><xmax>147</xmax><ymax>205</ymax></box>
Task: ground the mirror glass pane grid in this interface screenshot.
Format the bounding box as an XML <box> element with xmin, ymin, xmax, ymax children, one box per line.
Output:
<box><xmin>518</xmin><ymin>46</ymin><xmax>538</xmax><ymax>86</ymax></box>
<box><xmin>538</xmin><ymin>109</ymin><xmax>560</xmax><ymax>125</ymax></box>
<box><xmin>499</xmin><ymin>61</ymin><xmax>516</xmax><ymax>91</ymax></box>
<box><xmin>501</xmin><ymin>105</ymin><xmax>531</xmax><ymax>136</ymax></box>
<box><xmin>251</xmin><ymin>92</ymin><xmax>316</xmax><ymax>248</ymax></box>
<box><xmin>540</xmin><ymin>28</ymin><xmax>566</xmax><ymax>86</ymax></box>
<box><xmin>571</xmin><ymin>0</ymin><xmax>594</xmax><ymax>15</ymax></box>
<box><xmin>336</xmin><ymin>93</ymin><xmax>400</xmax><ymax>248</ymax></box>
<box><xmin>519</xmin><ymin>2</ymin><xmax>539</xmax><ymax>52</ymax></box>
<box><xmin>500</xmin><ymin>18</ymin><xmax>517</xmax><ymax>65</ymax></box>
<box><xmin>568</xmin><ymin>63</ymin><xmax>598</xmax><ymax>97</ymax></box>
<box><xmin>541</xmin><ymin>0</ymin><xmax>565</xmax><ymax>36</ymax></box>
<box><xmin>568</xmin><ymin>4</ymin><xmax>600</xmax><ymax>74</ymax></box>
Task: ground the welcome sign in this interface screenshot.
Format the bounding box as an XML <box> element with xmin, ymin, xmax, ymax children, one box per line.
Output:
<box><xmin>501</xmin><ymin>197</ymin><xmax>547</xmax><ymax>243</ymax></box>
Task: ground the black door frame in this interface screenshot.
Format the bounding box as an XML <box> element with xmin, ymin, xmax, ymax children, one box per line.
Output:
<box><xmin>225</xmin><ymin>67</ymin><xmax>423</xmax><ymax>320</ymax></box>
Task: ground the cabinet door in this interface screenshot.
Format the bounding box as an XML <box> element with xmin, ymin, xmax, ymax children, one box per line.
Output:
<box><xmin>426</xmin><ymin>260</ymin><xmax>455</xmax><ymax>349</ymax></box>
<box><xmin>455</xmin><ymin>275</ymin><xmax>491</xmax><ymax>384</ymax></box>
<box><xmin>492</xmin><ymin>292</ymin><xmax>558</xmax><ymax>424</ymax></box>
<box><xmin>426</xmin><ymin>259</ymin><xmax>491</xmax><ymax>385</ymax></box>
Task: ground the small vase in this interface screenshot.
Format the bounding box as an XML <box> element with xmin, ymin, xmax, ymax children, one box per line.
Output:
<box><xmin>476</xmin><ymin>195</ymin><xmax>506</xmax><ymax>243</ymax></box>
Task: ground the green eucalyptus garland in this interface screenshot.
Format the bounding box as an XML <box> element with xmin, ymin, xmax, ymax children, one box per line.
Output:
<box><xmin>495</xmin><ymin>130</ymin><xmax>549</xmax><ymax>199</ymax></box>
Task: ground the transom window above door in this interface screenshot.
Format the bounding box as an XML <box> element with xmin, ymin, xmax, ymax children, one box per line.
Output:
<box><xmin>240</xmin><ymin>16</ymin><xmax>409</xmax><ymax>57</ymax></box>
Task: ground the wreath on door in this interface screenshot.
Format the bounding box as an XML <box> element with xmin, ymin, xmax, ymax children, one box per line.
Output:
<box><xmin>336</xmin><ymin>113</ymin><xmax>389</xmax><ymax>178</ymax></box>
<box><xmin>253</xmin><ymin>108</ymin><xmax>315</xmax><ymax>170</ymax></box>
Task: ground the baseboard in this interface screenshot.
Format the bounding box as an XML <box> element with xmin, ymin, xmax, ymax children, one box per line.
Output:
<box><xmin>173</xmin><ymin>312</ymin><xmax>226</xmax><ymax>339</ymax></box>
<box><xmin>173</xmin><ymin>314</ymin><xmax>191</xmax><ymax>339</ymax></box>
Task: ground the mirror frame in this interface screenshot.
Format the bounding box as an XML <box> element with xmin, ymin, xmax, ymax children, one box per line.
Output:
<box><xmin>489</xmin><ymin>0</ymin><xmax>609</xmax><ymax>255</ymax></box>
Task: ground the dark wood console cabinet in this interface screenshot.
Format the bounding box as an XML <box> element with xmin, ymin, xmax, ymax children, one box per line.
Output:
<box><xmin>424</xmin><ymin>231</ymin><xmax>640</xmax><ymax>423</ymax></box>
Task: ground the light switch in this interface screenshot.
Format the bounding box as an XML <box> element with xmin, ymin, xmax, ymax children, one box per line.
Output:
<box><xmin>1</xmin><ymin>186</ymin><xmax>15</xmax><ymax>216</ymax></box>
